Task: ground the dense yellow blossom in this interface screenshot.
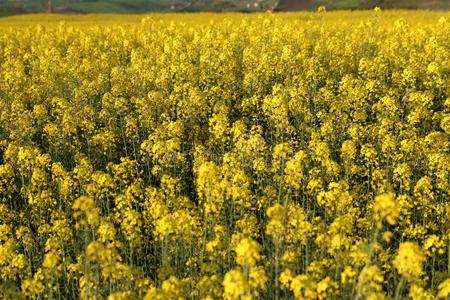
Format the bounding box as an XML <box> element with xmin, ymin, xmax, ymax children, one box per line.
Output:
<box><xmin>0</xmin><ymin>10</ymin><xmax>448</xmax><ymax>300</ymax></box>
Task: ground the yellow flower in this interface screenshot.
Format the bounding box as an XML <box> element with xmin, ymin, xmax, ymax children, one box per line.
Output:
<box><xmin>266</xmin><ymin>203</ymin><xmax>286</xmax><ymax>238</ymax></box>
<box><xmin>223</xmin><ymin>269</ymin><xmax>246</xmax><ymax>300</ymax></box>
<box><xmin>373</xmin><ymin>192</ymin><xmax>398</xmax><ymax>226</ymax></box>
<box><xmin>316</xmin><ymin>277</ymin><xmax>338</xmax><ymax>300</ymax></box>
<box><xmin>437</xmin><ymin>278</ymin><xmax>450</xmax><ymax>299</ymax></box>
<box><xmin>409</xmin><ymin>285</ymin><xmax>433</xmax><ymax>300</ymax></box>
<box><xmin>42</xmin><ymin>252</ymin><xmax>60</xmax><ymax>270</ymax></box>
<box><xmin>284</xmin><ymin>150</ymin><xmax>307</xmax><ymax>190</ymax></box>
<box><xmin>393</xmin><ymin>242</ymin><xmax>426</xmax><ymax>281</ymax></box>
<box><xmin>356</xmin><ymin>265</ymin><xmax>385</xmax><ymax>299</ymax></box>
<box><xmin>341</xmin><ymin>266</ymin><xmax>357</xmax><ymax>285</ymax></box>
<box><xmin>21</xmin><ymin>278</ymin><xmax>45</xmax><ymax>298</ymax></box>
<box><xmin>235</xmin><ymin>238</ymin><xmax>262</xmax><ymax>267</ymax></box>
<box><xmin>107</xmin><ymin>291</ymin><xmax>135</xmax><ymax>300</ymax></box>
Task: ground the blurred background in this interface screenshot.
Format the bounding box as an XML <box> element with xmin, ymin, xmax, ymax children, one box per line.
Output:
<box><xmin>0</xmin><ymin>0</ymin><xmax>449</xmax><ymax>16</ymax></box>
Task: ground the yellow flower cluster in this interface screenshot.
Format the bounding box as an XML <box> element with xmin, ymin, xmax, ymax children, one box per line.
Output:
<box><xmin>0</xmin><ymin>10</ymin><xmax>449</xmax><ymax>299</ymax></box>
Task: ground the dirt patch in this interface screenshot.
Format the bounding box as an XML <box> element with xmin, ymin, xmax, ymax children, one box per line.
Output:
<box><xmin>274</xmin><ymin>0</ymin><xmax>316</xmax><ymax>11</ymax></box>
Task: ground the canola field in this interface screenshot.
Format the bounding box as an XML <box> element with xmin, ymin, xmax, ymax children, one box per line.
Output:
<box><xmin>0</xmin><ymin>10</ymin><xmax>449</xmax><ymax>300</ymax></box>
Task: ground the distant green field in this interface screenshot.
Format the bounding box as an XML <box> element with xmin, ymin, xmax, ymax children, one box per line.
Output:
<box><xmin>0</xmin><ymin>0</ymin><xmax>267</xmax><ymax>13</ymax></box>
<box><xmin>0</xmin><ymin>0</ymin><xmax>170</xmax><ymax>13</ymax></box>
<box><xmin>0</xmin><ymin>0</ymin><xmax>448</xmax><ymax>14</ymax></box>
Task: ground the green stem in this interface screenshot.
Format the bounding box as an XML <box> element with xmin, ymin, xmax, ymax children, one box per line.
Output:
<box><xmin>431</xmin><ymin>253</ymin><xmax>435</xmax><ymax>289</ymax></box>
<box><xmin>275</xmin><ymin>240</ymin><xmax>279</xmax><ymax>300</ymax></box>
<box><xmin>395</xmin><ymin>277</ymin><xmax>405</xmax><ymax>300</ymax></box>
<box><xmin>448</xmin><ymin>239</ymin><xmax>450</xmax><ymax>276</ymax></box>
